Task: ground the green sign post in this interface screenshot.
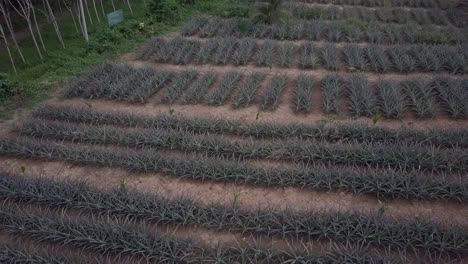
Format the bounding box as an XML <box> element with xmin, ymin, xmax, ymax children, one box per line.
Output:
<box><xmin>107</xmin><ymin>9</ymin><xmax>124</xmax><ymax>26</ymax></box>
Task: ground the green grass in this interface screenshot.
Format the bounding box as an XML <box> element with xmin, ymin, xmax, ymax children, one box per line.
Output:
<box><xmin>0</xmin><ymin>0</ymin><xmax>229</xmax><ymax>118</ymax></box>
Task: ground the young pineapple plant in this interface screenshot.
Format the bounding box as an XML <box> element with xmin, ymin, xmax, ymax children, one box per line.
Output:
<box><xmin>343</xmin><ymin>44</ymin><xmax>367</xmax><ymax>71</ymax></box>
<box><xmin>403</xmin><ymin>79</ymin><xmax>436</xmax><ymax>118</ymax></box>
<box><xmin>432</xmin><ymin>77</ymin><xmax>468</xmax><ymax>118</ymax></box>
<box><xmin>255</xmin><ymin>40</ymin><xmax>278</xmax><ymax>66</ymax></box>
<box><xmin>299</xmin><ymin>42</ymin><xmax>319</xmax><ymax>69</ymax></box>
<box><xmin>293</xmin><ymin>74</ymin><xmax>315</xmax><ymax>113</ymax></box>
<box><xmin>232</xmin><ymin>38</ymin><xmax>256</xmax><ymax>65</ymax></box>
<box><xmin>376</xmin><ymin>80</ymin><xmax>405</xmax><ymax>118</ymax></box>
<box><xmin>278</xmin><ymin>42</ymin><xmax>295</xmax><ymax>67</ymax></box>
<box><xmin>322</xmin><ymin>43</ymin><xmax>338</xmax><ymax>71</ymax></box>
<box><xmin>233</xmin><ymin>73</ymin><xmax>266</xmax><ymax>108</ymax></box>
<box><xmin>261</xmin><ymin>75</ymin><xmax>288</xmax><ymax>110</ymax></box>
<box><xmin>321</xmin><ymin>74</ymin><xmax>342</xmax><ymax>114</ymax></box>
<box><xmin>207</xmin><ymin>72</ymin><xmax>242</xmax><ymax>105</ymax></box>
<box><xmin>160</xmin><ymin>71</ymin><xmax>198</xmax><ymax>104</ymax></box>
<box><xmin>182</xmin><ymin>73</ymin><xmax>217</xmax><ymax>104</ymax></box>
<box><xmin>348</xmin><ymin>74</ymin><xmax>376</xmax><ymax>116</ymax></box>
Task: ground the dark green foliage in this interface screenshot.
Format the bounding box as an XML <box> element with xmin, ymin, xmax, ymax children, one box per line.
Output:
<box><xmin>33</xmin><ymin>104</ymin><xmax>468</xmax><ymax>148</ymax></box>
<box><xmin>182</xmin><ymin>73</ymin><xmax>217</xmax><ymax>104</ymax></box>
<box><xmin>233</xmin><ymin>73</ymin><xmax>266</xmax><ymax>108</ymax></box>
<box><xmin>0</xmin><ymin>174</ymin><xmax>467</xmax><ymax>258</ymax></box>
<box><xmin>432</xmin><ymin>77</ymin><xmax>468</xmax><ymax>118</ymax></box>
<box><xmin>161</xmin><ymin>71</ymin><xmax>197</xmax><ymax>104</ymax></box>
<box><xmin>261</xmin><ymin>75</ymin><xmax>288</xmax><ymax>110</ymax></box>
<box><xmin>207</xmin><ymin>71</ymin><xmax>242</xmax><ymax>105</ymax></box>
<box><xmin>299</xmin><ymin>42</ymin><xmax>318</xmax><ymax>68</ymax></box>
<box><xmin>322</xmin><ymin>43</ymin><xmax>339</xmax><ymax>71</ymax></box>
<box><xmin>148</xmin><ymin>0</ymin><xmax>183</xmax><ymax>23</ymax></box>
<box><xmin>255</xmin><ymin>40</ymin><xmax>277</xmax><ymax>66</ymax></box>
<box><xmin>403</xmin><ymin>79</ymin><xmax>436</xmax><ymax>118</ymax></box>
<box><xmin>64</xmin><ymin>62</ymin><xmax>172</xmax><ymax>103</ymax></box>
<box><xmin>293</xmin><ymin>74</ymin><xmax>315</xmax><ymax>113</ymax></box>
<box><xmin>321</xmin><ymin>74</ymin><xmax>342</xmax><ymax>113</ymax></box>
<box><xmin>377</xmin><ymin>80</ymin><xmax>405</xmax><ymax>118</ymax></box>
<box><xmin>232</xmin><ymin>38</ymin><xmax>256</xmax><ymax>65</ymax></box>
<box><xmin>348</xmin><ymin>75</ymin><xmax>376</xmax><ymax>116</ymax></box>
<box><xmin>253</xmin><ymin>0</ymin><xmax>286</xmax><ymax>24</ymax></box>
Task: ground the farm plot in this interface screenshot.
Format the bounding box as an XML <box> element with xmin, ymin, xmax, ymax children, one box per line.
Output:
<box><xmin>1</xmin><ymin>0</ymin><xmax>468</xmax><ymax>262</ymax></box>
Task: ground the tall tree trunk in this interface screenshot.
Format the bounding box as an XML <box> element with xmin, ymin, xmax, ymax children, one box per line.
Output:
<box><xmin>76</xmin><ymin>1</ymin><xmax>84</xmax><ymax>35</ymax></box>
<box><xmin>92</xmin><ymin>0</ymin><xmax>101</xmax><ymax>23</ymax></box>
<box><xmin>126</xmin><ymin>0</ymin><xmax>133</xmax><ymax>15</ymax></box>
<box><xmin>42</xmin><ymin>0</ymin><xmax>50</xmax><ymax>23</ymax></box>
<box><xmin>110</xmin><ymin>0</ymin><xmax>116</xmax><ymax>11</ymax></box>
<box><xmin>99</xmin><ymin>0</ymin><xmax>105</xmax><ymax>16</ymax></box>
<box><xmin>30</xmin><ymin>1</ymin><xmax>46</xmax><ymax>51</ymax></box>
<box><xmin>62</xmin><ymin>0</ymin><xmax>79</xmax><ymax>33</ymax></box>
<box><xmin>0</xmin><ymin>0</ymin><xmax>26</xmax><ymax>64</ymax></box>
<box><xmin>0</xmin><ymin>24</ymin><xmax>17</xmax><ymax>74</ymax></box>
<box><xmin>84</xmin><ymin>0</ymin><xmax>93</xmax><ymax>25</ymax></box>
<box><xmin>79</xmin><ymin>0</ymin><xmax>89</xmax><ymax>42</ymax></box>
<box><xmin>27</xmin><ymin>20</ymin><xmax>44</xmax><ymax>61</ymax></box>
<box><xmin>45</xmin><ymin>0</ymin><xmax>65</xmax><ymax>48</ymax></box>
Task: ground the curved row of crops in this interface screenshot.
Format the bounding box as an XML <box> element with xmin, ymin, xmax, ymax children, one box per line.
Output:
<box><xmin>136</xmin><ymin>37</ymin><xmax>468</xmax><ymax>74</ymax></box>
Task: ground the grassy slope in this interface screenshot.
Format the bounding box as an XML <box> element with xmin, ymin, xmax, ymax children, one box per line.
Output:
<box><xmin>0</xmin><ymin>0</ymin><xmax>228</xmax><ymax>118</ymax></box>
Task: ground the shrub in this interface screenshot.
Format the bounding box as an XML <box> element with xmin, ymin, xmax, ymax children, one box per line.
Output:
<box><xmin>148</xmin><ymin>0</ymin><xmax>183</xmax><ymax>23</ymax></box>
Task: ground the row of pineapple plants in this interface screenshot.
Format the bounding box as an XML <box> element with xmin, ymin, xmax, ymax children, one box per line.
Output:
<box><xmin>0</xmin><ymin>171</ymin><xmax>466</xmax><ymax>262</ymax></box>
<box><xmin>286</xmin><ymin>2</ymin><xmax>462</xmax><ymax>27</ymax></box>
<box><xmin>66</xmin><ymin>63</ymin><xmax>468</xmax><ymax>119</ymax></box>
<box><xmin>33</xmin><ymin>104</ymin><xmax>468</xmax><ymax>148</ymax></box>
<box><xmin>136</xmin><ymin>37</ymin><xmax>468</xmax><ymax>74</ymax></box>
<box><xmin>181</xmin><ymin>17</ymin><xmax>466</xmax><ymax>45</ymax></box>
<box><xmin>293</xmin><ymin>0</ymin><xmax>456</xmax><ymax>9</ymax></box>
<box><xmin>1</xmin><ymin>122</ymin><xmax>467</xmax><ymax>201</ymax></box>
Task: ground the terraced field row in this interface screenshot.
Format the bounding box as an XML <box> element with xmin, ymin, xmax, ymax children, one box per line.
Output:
<box><xmin>65</xmin><ymin>62</ymin><xmax>468</xmax><ymax>118</ymax></box>
<box><xmin>1</xmin><ymin>104</ymin><xmax>468</xmax><ymax>261</ymax></box>
<box><xmin>0</xmin><ymin>172</ymin><xmax>463</xmax><ymax>263</ymax></box>
<box><xmin>181</xmin><ymin>17</ymin><xmax>467</xmax><ymax>45</ymax></box>
<box><xmin>136</xmin><ymin>37</ymin><xmax>468</xmax><ymax>74</ymax></box>
<box><xmin>293</xmin><ymin>0</ymin><xmax>457</xmax><ymax>9</ymax></box>
<box><xmin>285</xmin><ymin>2</ymin><xmax>465</xmax><ymax>27</ymax></box>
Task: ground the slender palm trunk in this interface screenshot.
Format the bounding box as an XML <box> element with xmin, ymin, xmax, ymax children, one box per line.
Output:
<box><xmin>45</xmin><ymin>0</ymin><xmax>65</xmax><ymax>48</ymax></box>
<box><xmin>1</xmin><ymin>2</ymin><xmax>26</xmax><ymax>64</ymax></box>
<box><xmin>0</xmin><ymin>24</ymin><xmax>17</xmax><ymax>74</ymax></box>
<box><xmin>99</xmin><ymin>0</ymin><xmax>105</xmax><ymax>16</ymax></box>
<box><xmin>126</xmin><ymin>0</ymin><xmax>133</xmax><ymax>15</ymax></box>
<box><xmin>27</xmin><ymin>20</ymin><xmax>44</xmax><ymax>61</ymax></box>
<box><xmin>111</xmin><ymin>0</ymin><xmax>116</xmax><ymax>11</ymax></box>
<box><xmin>31</xmin><ymin>2</ymin><xmax>46</xmax><ymax>51</ymax></box>
<box><xmin>84</xmin><ymin>0</ymin><xmax>93</xmax><ymax>25</ymax></box>
<box><xmin>92</xmin><ymin>0</ymin><xmax>101</xmax><ymax>23</ymax></box>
